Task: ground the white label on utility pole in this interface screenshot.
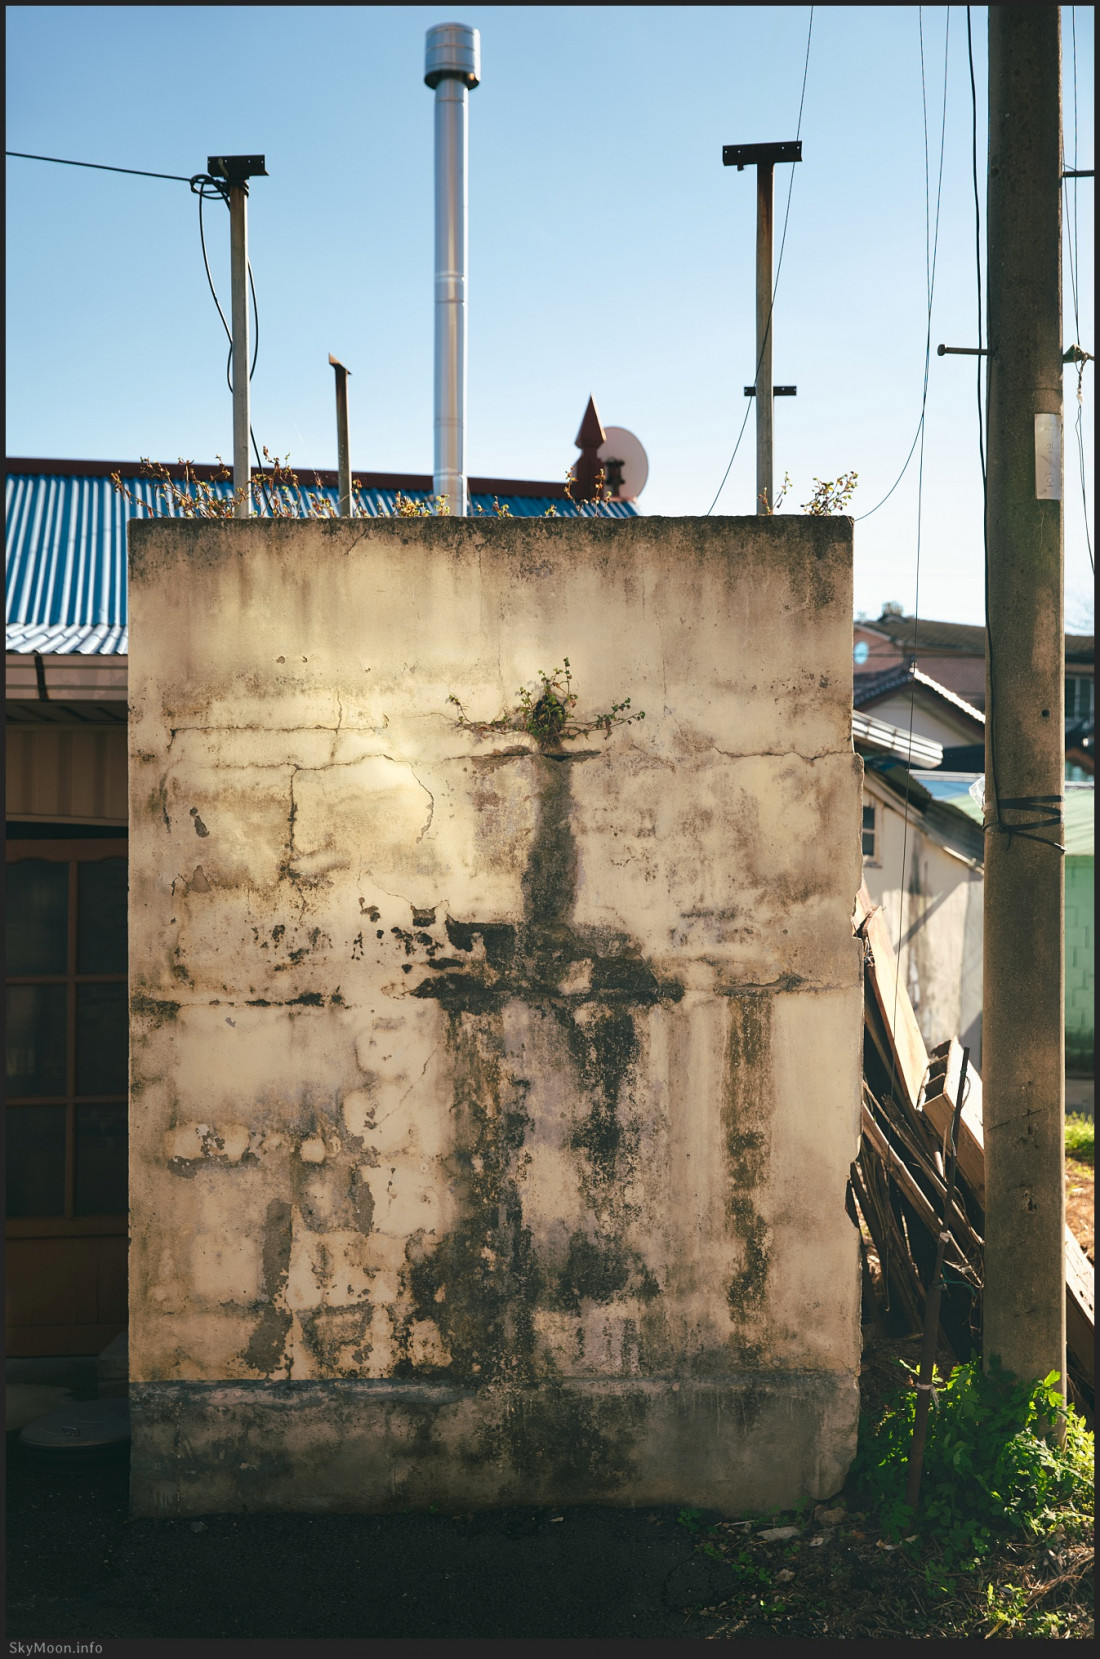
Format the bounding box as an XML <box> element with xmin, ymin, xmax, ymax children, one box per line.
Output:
<box><xmin>1034</xmin><ymin>413</ymin><xmax>1061</xmax><ymax>500</ymax></box>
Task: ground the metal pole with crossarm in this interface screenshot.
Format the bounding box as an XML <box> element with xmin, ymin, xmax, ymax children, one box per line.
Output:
<box><xmin>723</xmin><ymin>141</ymin><xmax>801</xmax><ymax>513</ymax></box>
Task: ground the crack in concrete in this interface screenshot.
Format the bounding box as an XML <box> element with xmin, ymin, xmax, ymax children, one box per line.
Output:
<box><xmin>372</xmin><ymin>1046</ymin><xmax>442</xmax><ymax>1133</ymax></box>
<box><xmin>332</xmin><ymin>692</ymin><xmax>344</xmax><ymax>767</ymax></box>
<box><xmin>378</xmin><ymin>754</ymin><xmax>435</xmax><ymax>843</ymax></box>
<box><xmin>167</xmin><ymin>722</ymin><xmax>389</xmax><ymax>743</ymax></box>
<box><xmin>709</xmin><ymin>747</ymin><xmax>848</xmax><ymax>762</ymax></box>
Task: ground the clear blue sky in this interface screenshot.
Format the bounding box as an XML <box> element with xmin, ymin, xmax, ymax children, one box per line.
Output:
<box><xmin>6</xmin><ymin>5</ymin><xmax>1094</xmax><ymax>627</ymax></box>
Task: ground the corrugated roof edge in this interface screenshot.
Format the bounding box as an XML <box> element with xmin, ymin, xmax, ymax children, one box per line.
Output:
<box><xmin>5</xmin><ymin>457</ymin><xmax>641</xmax><ymax>503</ymax></box>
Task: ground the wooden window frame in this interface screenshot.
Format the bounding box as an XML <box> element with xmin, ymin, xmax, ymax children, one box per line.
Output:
<box><xmin>6</xmin><ymin>837</ymin><xmax>128</xmax><ymax>1239</ymax></box>
<box><xmin>1065</xmin><ymin>674</ymin><xmax>1095</xmax><ymax>724</ymax></box>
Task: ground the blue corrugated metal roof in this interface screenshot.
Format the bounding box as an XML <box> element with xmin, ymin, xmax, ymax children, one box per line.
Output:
<box><xmin>6</xmin><ymin>468</ymin><xmax>637</xmax><ymax>653</ymax></box>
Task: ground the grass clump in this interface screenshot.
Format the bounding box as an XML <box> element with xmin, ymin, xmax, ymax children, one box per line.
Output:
<box><xmin>852</xmin><ymin>1358</ymin><xmax>1093</xmax><ymax>1568</ymax></box>
<box><xmin>686</xmin><ymin>1355</ymin><xmax>1094</xmax><ymax>1639</ymax></box>
<box><xmin>1065</xmin><ymin>1111</ymin><xmax>1094</xmax><ymax>1165</ymax></box>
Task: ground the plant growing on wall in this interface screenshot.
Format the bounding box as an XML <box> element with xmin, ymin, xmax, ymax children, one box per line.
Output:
<box><xmin>448</xmin><ymin>659</ymin><xmax>644</xmax><ymax>748</ymax></box>
<box><xmin>802</xmin><ymin>470</ymin><xmax>859</xmax><ymax>515</ymax></box>
<box><xmin>111</xmin><ymin>453</ymin><xmax>457</xmax><ymax>519</ymax></box>
<box><xmin>112</xmin><ymin>457</ymin><xmax>589</xmax><ymax>520</ymax></box>
<box><xmin>763</xmin><ymin>470</ymin><xmax>859</xmax><ymax>515</ymax></box>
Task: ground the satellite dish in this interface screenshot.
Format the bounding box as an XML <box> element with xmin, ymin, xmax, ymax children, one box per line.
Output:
<box><xmin>597</xmin><ymin>426</ymin><xmax>648</xmax><ymax>501</ymax></box>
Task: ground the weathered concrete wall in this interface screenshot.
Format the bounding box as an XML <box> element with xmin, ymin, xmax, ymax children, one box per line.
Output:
<box><xmin>127</xmin><ymin>515</ymin><xmax>864</xmax><ymax>1516</ymax></box>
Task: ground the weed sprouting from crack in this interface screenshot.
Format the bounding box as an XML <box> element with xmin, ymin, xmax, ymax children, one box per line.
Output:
<box><xmin>447</xmin><ymin>659</ymin><xmax>644</xmax><ymax>750</ymax></box>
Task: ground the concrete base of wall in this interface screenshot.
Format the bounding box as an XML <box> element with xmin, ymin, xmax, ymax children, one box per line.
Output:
<box><xmin>129</xmin><ymin>1374</ymin><xmax>858</xmax><ymax>1518</ymax></box>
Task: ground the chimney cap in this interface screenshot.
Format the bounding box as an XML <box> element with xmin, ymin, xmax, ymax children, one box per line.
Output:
<box><xmin>425</xmin><ymin>22</ymin><xmax>480</xmax><ymax>89</ymax></box>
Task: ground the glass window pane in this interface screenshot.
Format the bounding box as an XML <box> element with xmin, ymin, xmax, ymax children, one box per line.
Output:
<box><xmin>6</xmin><ymin>1106</ymin><xmax>66</xmax><ymax>1216</ymax></box>
<box><xmin>77</xmin><ymin>858</ymin><xmax>128</xmax><ymax>974</ymax></box>
<box><xmin>5</xmin><ymin>985</ymin><xmax>67</xmax><ymax>1095</ymax></box>
<box><xmin>6</xmin><ymin>860</ymin><xmax>69</xmax><ymax>974</ymax></box>
<box><xmin>75</xmin><ymin>1102</ymin><xmax>128</xmax><ymax>1215</ymax></box>
<box><xmin>76</xmin><ymin>982</ymin><xmax>128</xmax><ymax>1096</ymax></box>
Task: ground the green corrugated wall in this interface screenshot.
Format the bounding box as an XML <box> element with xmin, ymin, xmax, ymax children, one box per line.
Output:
<box><xmin>1065</xmin><ymin>854</ymin><xmax>1094</xmax><ymax>1074</ymax></box>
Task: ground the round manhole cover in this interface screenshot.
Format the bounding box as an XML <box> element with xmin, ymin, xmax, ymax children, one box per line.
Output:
<box><xmin>20</xmin><ymin>1396</ymin><xmax>130</xmax><ymax>1461</ymax></box>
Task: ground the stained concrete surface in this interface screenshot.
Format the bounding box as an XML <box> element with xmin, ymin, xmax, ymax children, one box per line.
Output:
<box><xmin>127</xmin><ymin>514</ymin><xmax>863</xmax><ymax>1516</ymax></box>
<box><xmin>5</xmin><ymin>1440</ymin><xmax>735</xmax><ymax>1640</ymax></box>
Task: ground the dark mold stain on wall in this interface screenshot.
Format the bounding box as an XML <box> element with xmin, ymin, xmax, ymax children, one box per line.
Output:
<box><xmin>399</xmin><ymin>750</ymin><xmax>682</xmax><ymax>1442</ymax></box>
<box><xmin>244</xmin><ymin>1197</ymin><xmax>294</xmax><ymax>1375</ymax></box>
<box><xmin>721</xmin><ymin>995</ymin><xmax>774</xmax><ymax>1353</ymax></box>
<box><xmin>405</xmin><ymin>1012</ymin><xmax>542</xmax><ymax>1383</ymax></box>
<box><xmin>158</xmin><ymin>722</ymin><xmax>780</xmax><ymax>1493</ymax></box>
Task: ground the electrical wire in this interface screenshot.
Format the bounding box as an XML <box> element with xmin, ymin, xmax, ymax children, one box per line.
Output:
<box><xmin>886</xmin><ymin>5</ymin><xmax>950</xmax><ymax>1088</ymax></box>
<box><xmin>5</xmin><ymin>149</ymin><xmax>192</xmax><ymax>183</ymax></box>
<box><xmin>854</xmin><ymin>12</ymin><xmax>950</xmax><ymax>526</ymax></box>
<box><xmin>8</xmin><ymin>149</ymin><xmax>274</xmax><ymax>516</ymax></box>
<box><xmin>193</xmin><ymin>176</ymin><xmax>260</xmax><ymax>385</ymax></box>
<box><xmin>966</xmin><ymin>4</ymin><xmax>999</xmax><ymax>840</ymax></box>
<box><xmin>966</xmin><ymin>11</ymin><xmax>985</xmax><ymax>502</ymax></box>
<box><xmin>706</xmin><ymin>5</ymin><xmax>814</xmax><ymax>514</ymax></box>
<box><xmin>192</xmin><ymin>173</ymin><xmax>271</xmax><ymax>514</ymax></box>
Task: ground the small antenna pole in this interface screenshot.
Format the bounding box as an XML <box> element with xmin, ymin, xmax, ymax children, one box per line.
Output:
<box><xmin>722</xmin><ymin>141</ymin><xmax>802</xmax><ymax>513</ymax></box>
<box><xmin>207</xmin><ymin>156</ymin><xmax>268</xmax><ymax>517</ymax></box>
<box><xmin>229</xmin><ymin>183</ymin><xmax>250</xmax><ymax>517</ymax></box>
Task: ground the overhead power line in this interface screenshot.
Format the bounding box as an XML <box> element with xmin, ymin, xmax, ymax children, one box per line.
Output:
<box><xmin>8</xmin><ymin>144</ymin><xmax>275</xmax><ymax>513</ymax></box>
<box><xmin>706</xmin><ymin>6</ymin><xmax>814</xmax><ymax>514</ymax></box>
<box><xmin>6</xmin><ymin>149</ymin><xmax>193</xmax><ymax>184</ymax></box>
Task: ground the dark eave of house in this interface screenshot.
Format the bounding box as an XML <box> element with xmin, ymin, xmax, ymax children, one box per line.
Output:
<box><xmin>853</xmin><ymin>663</ymin><xmax>986</xmax><ymax>731</ymax></box>
<box><xmin>859</xmin><ymin>610</ymin><xmax>1093</xmax><ymax>663</ymax></box>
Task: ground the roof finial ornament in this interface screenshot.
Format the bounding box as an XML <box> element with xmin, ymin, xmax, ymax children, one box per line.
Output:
<box><xmin>571</xmin><ymin>395</ymin><xmax>606</xmax><ymax>504</ymax></box>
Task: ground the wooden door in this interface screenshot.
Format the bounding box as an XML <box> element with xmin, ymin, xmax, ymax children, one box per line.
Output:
<box><xmin>5</xmin><ymin>839</ymin><xmax>128</xmax><ymax>1354</ymax></box>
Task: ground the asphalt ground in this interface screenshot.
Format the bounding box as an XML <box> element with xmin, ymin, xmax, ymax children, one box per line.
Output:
<box><xmin>5</xmin><ymin>1433</ymin><xmax>737</xmax><ymax>1645</ymax></box>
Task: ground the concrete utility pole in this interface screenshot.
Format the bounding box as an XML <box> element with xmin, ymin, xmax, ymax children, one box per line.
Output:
<box><xmin>208</xmin><ymin>156</ymin><xmax>267</xmax><ymax>517</ymax></box>
<box><xmin>982</xmin><ymin>7</ymin><xmax>1066</xmax><ymax>1394</ymax></box>
<box><xmin>722</xmin><ymin>142</ymin><xmax>801</xmax><ymax>513</ymax></box>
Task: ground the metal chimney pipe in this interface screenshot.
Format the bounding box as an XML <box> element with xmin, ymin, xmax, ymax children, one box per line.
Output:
<box><xmin>425</xmin><ymin>22</ymin><xmax>480</xmax><ymax>518</ymax></box>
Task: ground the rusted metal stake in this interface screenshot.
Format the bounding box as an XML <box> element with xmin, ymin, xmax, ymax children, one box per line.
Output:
<box><xmin>329</xmin><ymin>354</ymin><xmax>352</xmax><ymax>516</ymax></box>
<box><xmin>905</xmin><ymin>1046</ymin><xmax>970</xmax><ymax>1512</ymax></box>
